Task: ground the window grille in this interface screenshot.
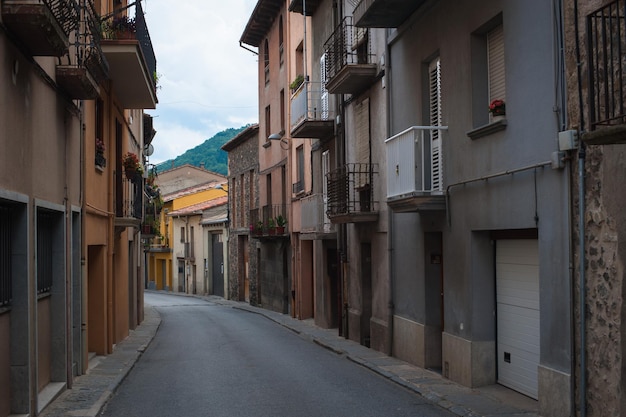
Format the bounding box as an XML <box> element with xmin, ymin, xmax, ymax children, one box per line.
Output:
<box><xmin>0</xmin><ymin>205</ymin><xmax>11</xmax><ymax>307</ymax></box>
<box><xmin>37</xmin><ymin>210</ymin><xmax>54</xmax><ymax>294</ymax></box>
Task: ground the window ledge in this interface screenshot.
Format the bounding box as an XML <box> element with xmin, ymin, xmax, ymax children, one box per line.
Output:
<box><xmin>96</xmin><ymin>165</ymin><xmax>105</xmax><ymax>173</ymax></box>
<box><xmin>467</xmin><ymin>118</ymin><xmax>507</xmax><ymax>140</ymax></box>
<box><xmin>263</xmin><ymin>141</ymin><xmax>272</xmax><ymax>149</ymax></box>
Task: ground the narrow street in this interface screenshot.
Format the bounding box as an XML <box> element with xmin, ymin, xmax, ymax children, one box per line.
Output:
<box><xmin>99</xmin><ymin>292</ymin><xmax>454</xmax><ymax>417</ymax></box>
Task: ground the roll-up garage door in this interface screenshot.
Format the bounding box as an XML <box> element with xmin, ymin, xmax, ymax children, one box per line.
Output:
<box><xmin>496</xmin><ymin>239</ymin><xmax>540</xmax><ymax>399</ymax></box>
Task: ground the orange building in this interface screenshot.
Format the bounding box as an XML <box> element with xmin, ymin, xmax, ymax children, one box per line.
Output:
<box><xmin>0</xmin><ymin>0</ymin><xmax>157</xmax><ymax>414</ymax></box>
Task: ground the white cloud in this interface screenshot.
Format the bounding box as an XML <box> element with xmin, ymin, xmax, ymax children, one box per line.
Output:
<box><xmin>144</xmin><ymin>0</ymin><xmax>259</xmax><ymax>163</ymax></box>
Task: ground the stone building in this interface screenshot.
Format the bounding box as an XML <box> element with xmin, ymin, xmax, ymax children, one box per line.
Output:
<box><xmin>222</xmin><ymin>124</ymin><xmax>260</xmax><ymax>303</ymax></box>
<box><xmin>564</xmin><ymin>0</ymin><xmax>626</xmax><ymax>415</ymax></box>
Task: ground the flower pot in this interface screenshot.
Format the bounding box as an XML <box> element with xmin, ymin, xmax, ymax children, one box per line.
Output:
<box><xmin>125</xmin><ymin>167</ymin><xmax>136</xmax><ymax>180</ymax></box>
<box><xmin>268</xmin><ymin>227</ymin><xmax>277</xmax><ymax>236</ymax></box>
<box><xmin>491</xmin><ymin>114</ymin><xmax>505</xmax><ymax>122</ymax></box>
<box><xmin>276</xmin><ymin>226</ymin><xmax>285</xmax><ymax>235</ymax></box>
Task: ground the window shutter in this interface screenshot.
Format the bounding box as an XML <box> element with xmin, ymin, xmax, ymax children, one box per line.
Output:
<box><xmin>321</xmin><ymin>54</ymin><xmax>329</xmax><ymax>120</ymax></box>
<box><xmin>428</xmin><ymin>57</ymin><xmax>443</xmax><ymax>191</ymax></box>
<box><xmin>355</xmin><ymin>97</ymin><xmax>370</xmax><ymax>165</ymax></box>
<box><xmin>488</xmin><ymin>25</ymin><xmax>505</xmax><ymax>102</ymax></box>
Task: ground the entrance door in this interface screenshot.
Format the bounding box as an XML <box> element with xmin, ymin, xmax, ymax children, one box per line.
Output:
<box><xmin>212</xmin><ymin>233</ymin><xmax>224</xmax><ymax>297</ymax></box>
<box><xmin>424</xmin><ymin>232</ymin><xmax>443</xmax><ymax>370</ymax></box>
<box><xmin>177</xmin><ymin>260</ymin><xmax>185</xmax><ymax>293</ymax></box>
<box><xmin>496</xmin><ymin>239</ymin><xmax>540</xmax><ymax>399</ymax></box>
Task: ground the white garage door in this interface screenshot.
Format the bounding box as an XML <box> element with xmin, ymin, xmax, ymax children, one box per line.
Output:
<box><xmin>496</xmin><ymin>239</ymin><xmax>540</xmax><ymax>399</ymax></box>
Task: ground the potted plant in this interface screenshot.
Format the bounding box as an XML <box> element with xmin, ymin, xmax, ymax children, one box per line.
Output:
<box><xmin>290</xmin><ymin>74</ymin><xmax>304</xmax><ymax>92</ymax></box>
<box><xmin>95</xmin><ymin>138</ymin><xmax>106</xmax><ymax>168</ymax></box>
<box><xmin>266</xmin><ymin>218</ymin><xmax>276</xmax><ymax>235</ymax></box>
<box><xmin>111</xmin><ymin>15</ymin><xmax>136</xmax><ymax>39</ymax></box>
<box><xmin>489</xmin><ymin>99</ymin><xmax>506</xmax><ymax>120</ymax></box>
<box><xmin>122</xmin><ymin>152</ymin><xmax>143</xmax><ymax>180</ymax></box>
<box><xmin>275</xmin><ymin>214</ymin><xmax>287</xmax><ymax>234</ymax></box>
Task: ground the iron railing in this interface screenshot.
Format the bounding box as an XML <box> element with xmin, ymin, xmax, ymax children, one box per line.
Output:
<box><xmin>101</xmin><ymin>1</ymin><xmax>156</xmax><ymax>92</ymax></box>
<box><xmin>326</xmin><ymin>163</ymin><xmax>378</xmax><ymax>217</ymax></box>
<box><xmin>117</xmin><ymin>172</ymin><xmax>143</xmax><ymax>220</ymax></box>
<box><xmin>249</xmin><ymin>205</ymin><xmax>288</xmax><ymax>235</ymax></box>
<box><xmin>587</xmin><ymin>0</ymin><xmax>626</xmax><ymax>128</ymax></box>
<box><xmin>324</xmin><ymin>16</ymin><xmax>374</xmax><ymax>82</ymax></box>
<box><xmin>47</xmin><ymin>0</ymin><xmax>80</xmax><ymax>37</ymax></box>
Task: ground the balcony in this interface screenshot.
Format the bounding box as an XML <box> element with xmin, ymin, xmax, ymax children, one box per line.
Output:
<box><xmin>115</xmin><ymin>173</ymin><xmax>143</xmax><ymax>229</ymax></box>
<box><xmin>56</xmin><ymin>0</ymin><xmax>108</xmax><ymax>99</ymax></box>
<box><xmin>353</xmin><ymin>0</ymin><xmax>427</xmax><ymax>28</ymax></box>
<box><xmin>583</xmin><ymin>0</ymin><xmax>626</xmax><ymax>145</ymax></box>
<box><xmin>100</xmin><ymin>2</ymin><xmax>157</xmax><ymax>109</ymax></box>
<box><xmin>290</xmin><ymin>80</ymin><xmax>334</xmax><ymax>139</ymax></box>
<box><xmin>300</xmin><ymin>193</ymin><xmax>335</xmax><ymax>239</ymax></box>
<box><xmin>288</xmin><ymin>0</ymin><xmax>322</xmax><ymax>15</ymax></box>
<box><xmin>1</xmin><ymin>0</ymin><xmax>77</xmax><ymax>56</ymax></box>
<box><xmin>326</xmin><ymin>163</ymin><xmax>378</xmax><ymax>223</ymax></box>
<box><xmin>324</xmin><ymin>17</ymin><xmax>377</xmax><ymax>95</ymax></box>
<box><xmin>249</xmin><ymin>205</ymin><xmax>288</xmax><ymax>238</ymax></box>
<box><xmin>385</xmin><ymin>126</ymin><xmax>447</xmax><ymax>212</ymax></box>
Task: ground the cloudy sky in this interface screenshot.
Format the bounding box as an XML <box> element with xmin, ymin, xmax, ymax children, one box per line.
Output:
<box><xmin>142</xmin><ymin>0</ymin><xmax>259</xmax><ymax>164</ymax></box>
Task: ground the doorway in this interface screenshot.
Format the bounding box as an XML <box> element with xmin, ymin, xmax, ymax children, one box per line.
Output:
<box><xmin>360</xmin><ymin>243</ymin><xmax>372</xmax><ymax>348</ymax></box>
<box><xmin>424</xmin><ymin>232</ymin><xmax>443</xmax><ymax>371</ymax></box>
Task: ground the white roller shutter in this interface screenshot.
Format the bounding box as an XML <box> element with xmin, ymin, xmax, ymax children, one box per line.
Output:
<box><xmin>496</xmin><ymin>239</ymin><xmax>540</xmax><ymax>399</ymax></box>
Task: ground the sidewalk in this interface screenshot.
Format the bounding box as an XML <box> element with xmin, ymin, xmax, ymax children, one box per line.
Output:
<box><xmin>41</xmin><ymin>293</ymin><xmax>539</xmax><ymax>417</ymax></box>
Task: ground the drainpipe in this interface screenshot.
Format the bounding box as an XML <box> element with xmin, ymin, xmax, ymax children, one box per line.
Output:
<box><xmin>80</xmin><ymin>109</ymin><xmax>87</xmax><ymax>375</ymax></box>
<box><xmin>573</xmin><ymin>0</ymin><xmax>587</xmax><ymax>414</ymax></box>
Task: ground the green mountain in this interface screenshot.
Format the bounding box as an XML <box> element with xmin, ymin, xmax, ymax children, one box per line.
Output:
<box><xmin>155</xmin><ymin>125</ymin><xmax>250</xmax><ymax>175</ymax></box>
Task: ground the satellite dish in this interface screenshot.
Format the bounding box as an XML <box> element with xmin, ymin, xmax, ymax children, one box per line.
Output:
<box><xmin>145</xmin><ymin>143</ymin><xmax>154</xmax><ymax>156</ymax></box>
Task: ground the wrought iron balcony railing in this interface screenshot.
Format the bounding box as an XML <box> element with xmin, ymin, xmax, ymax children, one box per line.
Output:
<box><xmin>1</xmin><ymin>0</ymin><xmax>79</xmax><ymax>56</ymax></box>
<box><xmin>587</xmin><ymin>1</ymin><xmax>626</xmax><ymax>130</ymax></box>
<box><xmin>115</xmin><ymin>173</ymin><xmax>143</xmax><ymax>226</ymax></box>
<box><xmin>249</xmin><ymin>205</ymin><xmax>288</xmax><ymax>237</ymax></box>
<box><xmin>326</xmin><ymin>163</ymin><xmax>378</xmax><ymax>222</ymax></box>
<box><xmin>323</xmin><ymin>16</ymin><xmax>377</xmax><ymax>94</ymax></box>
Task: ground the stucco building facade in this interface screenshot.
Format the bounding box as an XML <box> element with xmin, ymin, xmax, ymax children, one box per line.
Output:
<box><xmin>0</xmin><ymin>0</ymin><xmax>157</xmax><ymax>414</ymax></box>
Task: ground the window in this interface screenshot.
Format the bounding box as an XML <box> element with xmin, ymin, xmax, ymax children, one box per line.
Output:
<box><xmin>294</xmin><ymin>145</ymin><xmax>304</xmax><ymax>194</ymax></box>
<box><xmin>180</xmin><ymin>227</ymin><xmax>185</xmax><ymax>243</ymax></box>
<box><xmin>264</xmin><ymin>39</ymin><xmax>270</xmax><ymax>85</ymax></box>
<box><xmin>355</xmin><ymin>97</ymin><xmax>370</xmax><ymax>165</ymax></box>
<box><xmin>487</xmin><ymin>24</ymin><xmax>505</xmax><ymax>122</ymax></box>
<box><xmin>37</xmin><ymin>209</ymin><xmax>54</xmax><ymax>294</ymax></box>
<box><xmin>265</xmin><ymin>105</ymin><xmax>271</xmax><ymax>142</ymax></box>
<box><xmin>280</xmin><ymin>89</ymin><xmax>285</xmax><ymax>133</ymax></box>
<box><xmin>0</xmin><ymin>204</ymin><xmax>12</xmax><ymax>307</ymax></box>
<box><xmin>279</xmin><ymin>16</ymin><xmax>284</xmax><ymax>67</ymax></box>
<box><xmin>470</xmin><ymin>16</ymin><xmax>505</xmax><ymax>129</ymax></box>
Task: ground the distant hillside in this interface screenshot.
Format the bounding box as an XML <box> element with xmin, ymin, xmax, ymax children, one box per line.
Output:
<box><xmin>156</xmin><ymin>125</ymin><xmax>250</xmax><ymax>175</ymax></box>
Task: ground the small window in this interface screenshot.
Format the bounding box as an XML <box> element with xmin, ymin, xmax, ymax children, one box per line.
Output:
<box><xmin>180</xmin><ymin>227</ymin><xmax>185</xmax><ymax>243</ymax></box>
<box><xmin>265</xmin><ymin>105</ymin><xmax>271</xmax><ymax>142</ymax></box>
<box><xmin>264</xmin><ymin>39</ymin><xmax>270</xmax><ymax>85</ymax></box>
<box><xmin>280</xmin><ymin>89</ymin><xmax>285</xmax><ymax>132</ymax></box>
<box><xmin>279</xmin><ymin>16</ymin><xmax>284</xmax><ymax>67</ymax></box>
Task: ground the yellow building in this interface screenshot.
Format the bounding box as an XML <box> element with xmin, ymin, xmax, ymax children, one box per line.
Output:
<box><xmin>146</xmin><ymin>182</ymin><xmax>228</xmax><ymax>294</ymax></box>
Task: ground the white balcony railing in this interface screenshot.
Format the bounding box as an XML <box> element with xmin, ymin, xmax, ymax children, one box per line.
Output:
<box><xmin>385</xmin><ymin>126</ymin><xmax>448</xmax><ymax>199</ymax></box>
<box><xmin>290</xmin><ymin>80</ymin><xmax>332</xmax><ymax>129</ymax></box>
<box><xmin>300</xmin><ymin>193</ymin><xmax>333</xmax><ymax>233</ymax></box>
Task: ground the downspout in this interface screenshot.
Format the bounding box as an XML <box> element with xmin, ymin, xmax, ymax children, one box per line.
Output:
<box><xmin>385</xmin><ymin>31</ymin><xmax>394</xmax><ymax>357</ymax></box>
<box><xmin>65</xmin><ymin>108</ymin><xmax>72</xmax><ymax>387</ymax></box>
<box><xmin>573</xmin><ymin>0</ymin><xmax>587</xmax><ymax>415</ymax></box>
<box><xmin>80</xmin><ymin>110</ymin><xmax>87</xmax><ymax>374</ymax></box>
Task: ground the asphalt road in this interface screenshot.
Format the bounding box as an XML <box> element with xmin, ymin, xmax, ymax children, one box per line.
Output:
<box><xmin>99</xmin><ymin>292</ymin><xmax>454</xmax><ymax>417</ymax></box>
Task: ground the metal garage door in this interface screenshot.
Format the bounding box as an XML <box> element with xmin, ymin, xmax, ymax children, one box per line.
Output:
<box><xmin>496</xmin><ymin>239</ymin><xmax>540</xmax><ymax>399</ymax></box>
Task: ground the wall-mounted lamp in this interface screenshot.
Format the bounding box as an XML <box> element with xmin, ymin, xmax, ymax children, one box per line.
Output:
<box><xmin>268</xmin><ymin>130</ymin><xmax>288</xmax><ymax>149</ymax></box>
